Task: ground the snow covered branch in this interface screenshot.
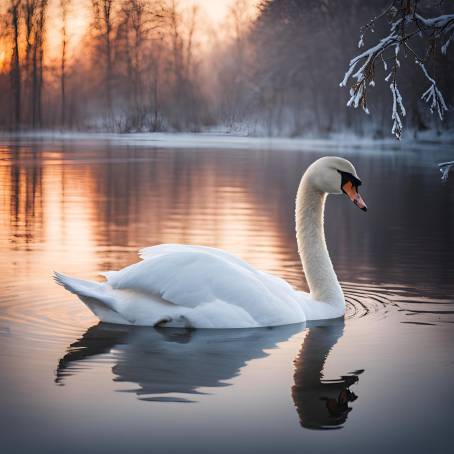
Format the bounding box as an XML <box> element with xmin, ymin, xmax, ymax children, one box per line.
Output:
<box><xmin>439</xmin><ymin>161</ymin><xmax>454</xmax><ymax>182</ymax></box>
<box><xmin>417</xmin><ymin>61</ymin><xmax>448</xmax><ymax>120</ymax></box>
<box><xmin>341</xmin><ymin>1</ymin><xmax>454</xmax><ymax>139</ymax></box>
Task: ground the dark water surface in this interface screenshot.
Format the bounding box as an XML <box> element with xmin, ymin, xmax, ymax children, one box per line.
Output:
<box><xmin>0</xmin><ymin>139</ymin><xmax>453</xmax><ymax>453</ymax></box>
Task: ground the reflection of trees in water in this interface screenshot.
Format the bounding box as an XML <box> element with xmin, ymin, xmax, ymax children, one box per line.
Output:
<box><xmin>56</xmin><ymin>319</ymin><xmax>362</xmax><ymax>429</ymax></box>
<box><xmin>1</xmin><ymin>143</ymin><xmax>101</xmax><ymax>283</ymax></box>
<box><xmin>87</xmin><ymin>148</ymin><xmax>454</xmax><ymax>292</ymax></box>
<box><xmin>1</xmin><ymin>144</ymin><xmax>308</xmax><ymax>288</ymax></box>
<box><xmin>91</xmin><ymin>148</ymin><xmax>306</xmax><ymax>288</ymax></box>
<box><xmin>88</xmin><ymin>148</ymin><xmax>301</xmax><ymax>238</ymax></box>
<box><xmin>1</xmin><ymin>145</ymin><xmax>45</xmax><ymax>248</ymax></box>
<box><xmin>2</xmin><ymin>144</ymin><xmax>452</xmax><ymax>292</ymax></box>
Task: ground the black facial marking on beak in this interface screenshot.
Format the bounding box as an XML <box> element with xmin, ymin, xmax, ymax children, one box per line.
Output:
<box><xmin>338</xmin><ymin>170</ymin><xmax>362</xmax><ymax>191</ymax></box>
<box><xmin>338</xmin><ymin>170</ymin><xmax>367</xmax><ymax>212</ymax></box>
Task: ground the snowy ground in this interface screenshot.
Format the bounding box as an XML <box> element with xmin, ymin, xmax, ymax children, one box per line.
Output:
<box><xmin>1</xmin><ymin>130</ymin><xmax>454</xmax><ymax>153</ymax></box>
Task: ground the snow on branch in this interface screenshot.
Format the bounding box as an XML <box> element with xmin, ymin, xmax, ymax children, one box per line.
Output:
<box><xmin>341</xmin><ymin>1</ymin><xmax>454</xmax><ymax>139</ymax></box>
<box><xmin>438</xmin><ymin>161</ymin><xmax>454</xmax><ymax>182</ymax></box>
<box><xmin>417</xmin><ymin>61</ymin><xmax>448</xmax><ymax>120</ymax></box>
<box><xmin>390</xmin><ymin>81</ymin><xmax>406</xmax><ymax>138</ymax></box>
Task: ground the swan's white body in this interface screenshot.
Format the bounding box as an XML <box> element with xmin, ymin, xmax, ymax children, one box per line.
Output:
<box><xmin>55</xmin><ymin>157</ymin><xmax>366</xmax><ymax>328</ymax></box>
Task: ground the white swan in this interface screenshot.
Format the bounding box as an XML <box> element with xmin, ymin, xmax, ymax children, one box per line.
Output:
<box><xmin>54</xmin><ymin>156</ymin><xmax>367</xmax><ymax>328</ymax></box>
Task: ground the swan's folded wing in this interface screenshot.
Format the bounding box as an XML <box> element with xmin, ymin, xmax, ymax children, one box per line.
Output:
<box><xmin>107</xmin><ymin>248</ymin><xmax>274</xmax><ymax>314</ymax></box>
<box><xmin>103</xmin><ymin>245</ymin><xmax>306</xmax><ymax>326</ymax></box>
<box><xmin>139</xmin><ymin>244</ymin><xmax>256</xmax><ymax>272</ymax></box>
<box><xmin>108</xmin><ymin>251</ymin><xmax>266</xmax><ymax>307</ymax></box>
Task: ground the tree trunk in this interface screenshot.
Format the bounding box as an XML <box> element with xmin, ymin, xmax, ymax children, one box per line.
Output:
<box><xmin>10</xmin><ymin>1</ymin><xmax>21</xmax><ymax>130</ymax></box>
<box><xmin>31</xmin><ymin>0</ymin><xmax>47</xmax><ymax>128</ymax></box>
<box><xmin>60</xmin><ymin>0</ymin><xmax>69</xmax><ymax>127</ymax></box>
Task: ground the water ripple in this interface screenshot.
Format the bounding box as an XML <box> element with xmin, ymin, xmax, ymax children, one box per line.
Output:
<box><xmin>343</xmin><ymin>281</ymin><xmax>454</xmax><ymax>325</ymax></box>
<box><xmin>343</xmin><ymin>281</ymin><xmax>401</xmax><ymax>320</ymax></box>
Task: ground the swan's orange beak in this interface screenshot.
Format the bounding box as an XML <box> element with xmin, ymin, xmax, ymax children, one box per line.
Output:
<box><xmin>342</xmin><ymin>181</ymin><xmax>367</xmax><ymax>212</ymax></box>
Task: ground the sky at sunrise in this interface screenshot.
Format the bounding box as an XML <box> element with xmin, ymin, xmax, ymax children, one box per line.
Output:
<box><xmin>37</xmin><ymin>0</ymin><xmax>259</xmax><ymax>60</ymax></box>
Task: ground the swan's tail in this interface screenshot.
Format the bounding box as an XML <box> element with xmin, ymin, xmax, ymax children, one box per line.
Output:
<box><xmin>53</xmin><ymin>272</ymin><xmax>128</xmax><ymax>324</ymax></box>
<box><xmin>53</xmin><ymin>271</ymin><xmax>101</xmax><ymax>296</ymax></box>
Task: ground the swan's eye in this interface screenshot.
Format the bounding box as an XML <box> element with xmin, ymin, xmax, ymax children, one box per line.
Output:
<box><xmin>338</xmin><ymin>170</ymin><xmax>362</xmax><ymax>191</ymax></box>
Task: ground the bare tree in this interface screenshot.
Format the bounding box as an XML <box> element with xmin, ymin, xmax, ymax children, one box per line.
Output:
<box><xmin>8</xmin><ymin>0</ymin><xmax>21</xmax><ymax>129</ymax></box>
<box><xmin>168</xmin><ymin>0</ymin><xmax>183</xmax><ymax>128</ymax></box>
<box><xmin>20</xmin><ymin>0</ymin><xmax>47</xmax><ymax>128</ymax></box>
<box><xmin>218</xmin><ymin>0</ymin><xmax>255</xmax><ymax>128</ymax></box>
<box><xmin>23</xmin><ymin>0</ymin><xmax>37</xmax><ymax>123</ymax></box>
<box><xmin>149</xmin><ymin>30</ymin><xmax>165</xmax><ymax>131</ymax></box>
<box><xmin>31</xmin><ymin>0</ymin><xmax>47</xmax><ymax>128</ymax></box>
<box><xmin>165</xmin><ymin>0</ymin><xmax>204</xmax><ymax>130</ymax></box>
<box><xmin>117</xmin><ymin>0</ymin><xmax>153</xmax><ymax>130</ymax></box>
<box><xmin>92</xmin><ymin>0</ymin><xmax>116</xmax><ymax>123</ymax></box>
<box><xmin>184</xmin><ymin>3</ymin><xmax>198</xmax><ymax>79</ymax></box>
<box><xmin>60</xmin><ymin>0</ymin><xmax>70</xmax><ymax>127</ymax></box>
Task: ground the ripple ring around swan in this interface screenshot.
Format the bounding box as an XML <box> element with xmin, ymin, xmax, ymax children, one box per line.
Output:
<box><xmin>342</xmin><ymin>281</ymin><xmax>401</xmax><ymax>321</ymax></box>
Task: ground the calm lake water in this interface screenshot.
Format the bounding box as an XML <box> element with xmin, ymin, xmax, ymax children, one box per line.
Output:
<box><xmin>0</xmin><ymin>138</ymin><xmax>453</xmax><ymax>453</ymax></box>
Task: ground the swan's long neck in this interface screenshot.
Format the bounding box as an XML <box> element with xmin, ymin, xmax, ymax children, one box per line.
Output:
<box><xmin>295</xmin><ymin>175</ymin><xmax>344</xmax><ymax>307</ymax></box>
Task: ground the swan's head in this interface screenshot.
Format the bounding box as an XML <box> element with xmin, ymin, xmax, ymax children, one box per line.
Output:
<box><xmin>305</xmin><ymin>156</ymin><xmax>367</xmax><ymax>211</ymax></box>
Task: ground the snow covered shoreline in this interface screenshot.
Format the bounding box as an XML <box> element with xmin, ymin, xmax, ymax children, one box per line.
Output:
<box><xmin>1</xmin><ymin>130</ymin><xmax>453</xmax><ymax>153</ymax></box>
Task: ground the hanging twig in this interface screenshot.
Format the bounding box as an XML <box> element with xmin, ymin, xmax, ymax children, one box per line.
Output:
<box><xmin>438</xmin><ymin>161</ymin><xmax>454</xmax><ymax>182</ymax></box>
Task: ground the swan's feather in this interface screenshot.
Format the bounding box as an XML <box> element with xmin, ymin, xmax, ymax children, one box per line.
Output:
<box><xmin>55</xmin><ymin>245</ymin><xmax>308</xmax><ymax>328</ymax></box>
<box><xmin>53</xmin><ymin>272</ymin><xmax>128</xmax><ymax>324</ymax></box>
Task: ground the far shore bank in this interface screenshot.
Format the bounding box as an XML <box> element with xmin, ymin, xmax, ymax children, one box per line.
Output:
<box><xmin>1</xmin><ymin>130</ymin><xmax>453</xmax><ymax>154</ymax></box>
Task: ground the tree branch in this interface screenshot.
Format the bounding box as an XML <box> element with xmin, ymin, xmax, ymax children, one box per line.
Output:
<box><xmin>341</xmin><ymin>1</ymin><xmax>454</xmax><ymax>139</ymax></box>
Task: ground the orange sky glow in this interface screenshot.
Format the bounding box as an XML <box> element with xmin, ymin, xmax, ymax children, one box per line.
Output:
<box><xmin>0</xmin><ymin>0</ymin><xmax>259</xmax><ymax>68</ymax></box>
<box><xmin>46</xmin><ymin>0</ymin><xmax>259</xmax><ymax>58</ymax></box>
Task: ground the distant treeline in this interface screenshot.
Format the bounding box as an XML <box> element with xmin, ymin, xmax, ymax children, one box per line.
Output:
<box><xmin>0</xmin><ymin>0</ymin><xmax>452</xmax><ymax>136</ymax></box>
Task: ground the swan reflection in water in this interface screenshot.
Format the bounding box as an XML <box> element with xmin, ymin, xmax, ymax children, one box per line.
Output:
<box><xmin>56</xmin><ymin>319</ymin><xmax>362</xmax><ymax>428</ymax></box>
<box><xmin>293</xmin><ymin>320</ymin><xmax>363</xmax><ymax>430</ymax></box>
